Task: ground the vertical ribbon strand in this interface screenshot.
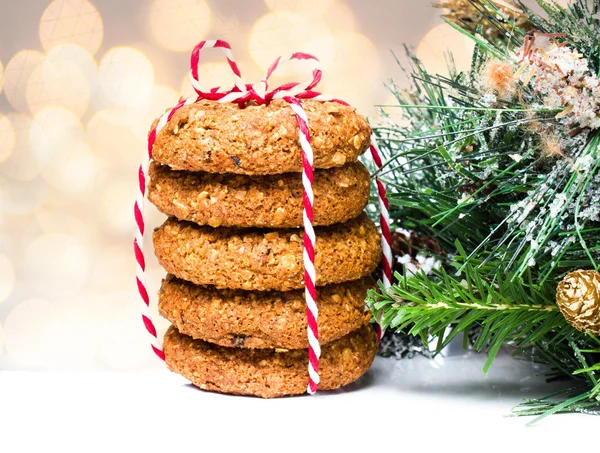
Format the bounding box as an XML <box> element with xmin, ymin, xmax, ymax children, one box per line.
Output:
<box><xmin>369</xmin><ymin>135</ymin><xmax>393</xmax><ymax>340</ymax></box>
<box><xmin>284</xmin><ymin>96</ymin><xmax>321</xmax><ymax>394</ymax></box>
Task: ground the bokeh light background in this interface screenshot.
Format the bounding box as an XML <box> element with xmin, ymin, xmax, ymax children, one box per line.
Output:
<box><xmin>0</xmin><ymin>0</ymin><xmax>559</xmax><ymax>371</ymax></box>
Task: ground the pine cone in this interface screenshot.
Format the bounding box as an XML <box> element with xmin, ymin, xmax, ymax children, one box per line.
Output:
<box><xmin>556</xmin><ymin>270</ymin><xmax>600</xmax><ymax>336</ymax></box>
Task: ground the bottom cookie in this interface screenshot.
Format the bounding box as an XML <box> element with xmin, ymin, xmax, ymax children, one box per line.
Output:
<box><xmin>164</xmin><ymin>324</ymin><xmax>377</xmax><ymax>398</ymax></box>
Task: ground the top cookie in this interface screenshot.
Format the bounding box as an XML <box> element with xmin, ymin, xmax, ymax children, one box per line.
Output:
<box><xmin>151</xmin><ymin>99</ymin><xmax>371</xmax><ymax>175</ymax></box>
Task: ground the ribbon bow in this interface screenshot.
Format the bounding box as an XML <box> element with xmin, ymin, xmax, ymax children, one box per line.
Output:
<box><xmin>135</xmin><ymin>40</ymin><xmax>392</xmax><ymax>397</ymax></box>
<box><xmin>188</xmin><ymin>39</ymin><xmax>345</xmax><ymax>106</ymax></box>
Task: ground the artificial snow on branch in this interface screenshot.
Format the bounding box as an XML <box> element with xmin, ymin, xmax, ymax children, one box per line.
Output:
<box><xmin>369</xmin><ymin>0</ymin><xmax>600</xmax><ymax>423</ymax></box>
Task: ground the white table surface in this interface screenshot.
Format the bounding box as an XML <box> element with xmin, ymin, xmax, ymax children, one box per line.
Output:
<box><xmin>0</xmin><ymin>351</ymin><xmax>593</xmax><ymax>453</ymax></box>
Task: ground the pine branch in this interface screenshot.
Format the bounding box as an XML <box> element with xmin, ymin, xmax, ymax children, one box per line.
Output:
<box><xmin>370</xmin><ymin>0</ymin><xmax>600</xmax><ymax>421</ymax></box>
<box><xmin>511</xmin><ymin>337</ymin><xmax>600</xmax><ymax>424</ymax></box>
<box><xmin>511</xmin><ymin>388</ymin><xmax>600</xmax><ymax>426</ymax></box>
<box><xmin>374</xmin><ymin>4</ymin><xmax>600</xmax><ymax>282</ymax></box>
<box><xmin>367</xmin><ymin>253</ymin><xmax>571</xmax><ymax>373</ymax></box>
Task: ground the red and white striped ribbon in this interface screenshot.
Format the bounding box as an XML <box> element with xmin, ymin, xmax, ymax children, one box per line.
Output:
<box><xmin>135</xmin><ymin>95</ymin><xmax>198</xmax><ymax>362</ymax></box>
<box><xmin>134</xmin><ymin>40</ymin><xmax>392</xmax><ymax>392</ymax></box>
<box><xmin>283</xmin><ymin>96</ymin><xmax>320</xmax><ymax>392</ymax></box>
<box><xmin>369</xmin><ymin>136</ymin><xmax>393</xmax><ymax>340</ymax></box>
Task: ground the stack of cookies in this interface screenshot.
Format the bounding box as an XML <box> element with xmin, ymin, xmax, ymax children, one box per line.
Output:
<box><xmin>148</xmin><ymin>99</ymin><xmax>382</xmax><ymax>397</ymax></box>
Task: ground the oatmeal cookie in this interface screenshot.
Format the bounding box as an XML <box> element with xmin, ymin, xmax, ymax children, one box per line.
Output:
<box><xmin>148</xmin><ymin>161</ymin><xmax>370</xmax><ymax>228</ymax></box>
<box><xmin>152</xmin><ymin>213</ymin><xmax>382</xmax><ymax>291</ymax></box>
<box><xmin>159</xmin><ymin>275</ymin><xmax>374</xmax><ymax>349</ymax></box>
<box><xmin>151</xmin><ymin>99</ymin><xmax>371</xmax><ymax>175</ymax></box>
<box><xmin>163</xmin><ymin>324</ymin><xmax>377</xmax><ymax>398</ymax></box>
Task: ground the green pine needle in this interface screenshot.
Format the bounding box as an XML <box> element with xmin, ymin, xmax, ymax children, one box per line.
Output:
<box><xmin>369</xmin><ymin>0</ymin><xmax>600</xmax><ymax>422</ymax></box>
<box><xmin>368</xmin><ymin>254</ymin><xmax>569</xmax><ymax>373</ymax></box>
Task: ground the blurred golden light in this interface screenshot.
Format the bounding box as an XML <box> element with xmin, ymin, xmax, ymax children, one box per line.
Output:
<box><xmin>29</xmin><ymin>106</ymin><xmax>83</xmax><ymax>166</ymax></box>
<box><xmin>248</xmin><ymin>12</ymin><xmax>305</xmax><ymax>69</ymax></box>
<box><xmin>416</xmin><ymin>23</ymin><xmax>475</xmax><ymax>77</ymax></box>
<box><xmin>320</xmin><ymin>32</ymin><xmax>382</xmax><ymax>114</ymax></box>
<box><xmin>149</xmin><ymin>0</ymin><xmax>212</xmax><ymax>52</ymax></box>
<box><xmin>4</xmin><ymin>50</ymin><xmax>45</xmax><ymax>113</ymax></box>
<box><xmin>0</xmin><ymin>323</ymin><xmax>4</xmax><ymax>354</ymax></box>
<box><xmin>24</xmin><ymin>233</ymin><xmax>90</xmax><ymax>298</ymax></box>
<box><xmin>144</xmin><ymin>202</ymin><xmax>168</xmax><ymax>236</ymax></box>
<box><xmin>98</xmin><ymin>291</ymin><xmax>154</xmax><ymax>370</ymax></box>
<box><xmin>208</xmin><ymin>11</ymin><xmax>243</xmax><ymax>47</ymax></box>
<box><xmin>0</xmin><ymin>113</ymin><xmax>42</xmax><ymax>182</ymax></box>
<box><xmin>48</xmin><ymin>43</ymin><xmax>97</xmax><ymax>72</ymax></box>
<box><xmin>0</xmin><ymin>254</ymin><xmax>15</xmax><ymax>304</ymax></box>
<box><xmin>4</xmin><ymin>298</ymin><xmax>56</xmax><ymax>367</ymax></box>
<box><xmin>180</xmin><ymin>62</ymin><xmax>231</xmax><ymax>98</ymax></box>
<box><xmin>41</xmin><ymin>139</ymin><xmax>97</xmax><ymax>195</ymax></box>
<box><xmin>34</xmin><ymin>200</ymin><xmax>97</xmax><ymax>244</ymax></box>
<box><xmin>301</xmin><ymin>28</ymin><xmax>335</xmax><ymax>72</ymax></box>
<box><xmin>249</xmin><ymin>12</ymin><xmax>334</xmax><ymax>76</ymax></box>
<box><xmin>180</xmin><ymin>76</ymin><xmax>195</xmax><ymax>100</ymax></box>
<box><xmin>0</xmin><ymin>114</ymin><xmax>16</xmax><ymax>163</ymax></box>
<box><xmin>182</xmin><ymin>60</ymin><xmax>263</xmax><ymax>99</ymax></box>
<box><xmin>44</xmin><ymin>300</ymin><xmax>97</xmax><ymax>370</ymax></box>
<box><xmin>265</xmin><ymin>0</ymin><xmax>333</xmax><ymax>15</ymax></box>
<box><xmin>47</xmin><ymin>43</ymin><xmax>98</xmax><ymax>92</ymax></box>
<box><xmin>98</xmin><ymin>175</ymin><xmax>136</xmax><ymax>235</ymax></box>
<box><xmin>0</xmin><ymin>174</ymin><xmax>45</xmax><ymax>215</ymax></box>
<box><xmin>98</xmin><ymin>47</ymin><xmax>155</xmax><ymax>106</ymax></box>
<box><xmin>322</xmin><ymin>0</ymin><xmax>357</xmax><ymax>34</ymax></box>
<box><xmin>39</xmin><ymin>0</ymin><xmax>103</xmax><ymax>55</ymax></box>
<box><xmin>86</xmin><ymin>108</ymin><xmax>145</xmax><ymax>169</ymax></box>
<box><xmin>376</xmin><ymin>92</ymin><xmax>411</xmax><ymax>127</ymax></box>
<box><xmin>129</xmin><ymin>85</ymin><xmax>179</xmax><ymax>141</ymax></box>
<box><xmin>88</xmin><ymin>246</ymin><xmax>134</xmax><ymax>290</ymax></box>
<box><xmin>26</xmin><ymin>57</ymin><xmax>91</xmax><ymax>117</ymax></box>
<box><xmin>0</xmin><ymin>60</ymin><xmax>4</xmax><ymax>94</ymax></box>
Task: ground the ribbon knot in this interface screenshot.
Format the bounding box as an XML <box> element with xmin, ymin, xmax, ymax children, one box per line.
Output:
<box><xmin>188</xmin><ymin>39</ymin><xmax>338</xmax><ymax>106</ymax></box>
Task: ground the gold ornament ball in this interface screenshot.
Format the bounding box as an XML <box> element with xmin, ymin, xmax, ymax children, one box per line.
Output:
<box><xmin>556</xmin><ymin>269</ymin><xmax>600</xmax><ymax>336</ymax></box>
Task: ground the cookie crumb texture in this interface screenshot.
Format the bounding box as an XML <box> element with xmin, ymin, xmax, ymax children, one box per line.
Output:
<box><xmin>151</xmin><ymin>99</ymin><xmax>371</xmax><ymax>175</ymax></box>
<box><xmin>159</xmin><ymin>275</ymin><xmax>374</xmax><ymax>349</ymax></box>
<box><xmin>163</xmin><ymin>324</ymin><xmax>377</xmax><ymax>398</ymax></box>
<box><xmin>153</xmin><ymin>213</ymin><xmax>382</xmax><ymax>291</ymax></box>
<box><xmin>148</xmin><ymin>161</ymin><xmax>370</xmax><ymax>228</ymax></box>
